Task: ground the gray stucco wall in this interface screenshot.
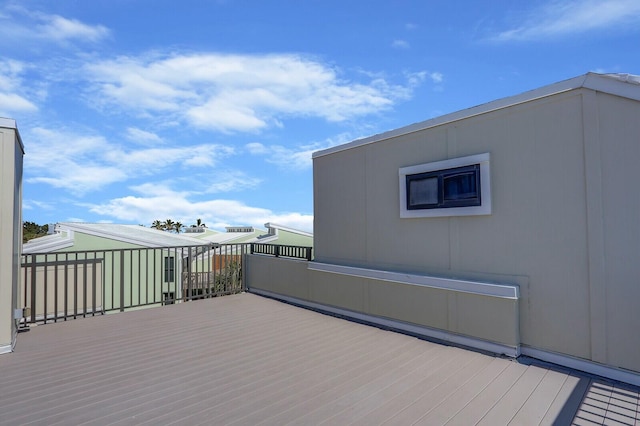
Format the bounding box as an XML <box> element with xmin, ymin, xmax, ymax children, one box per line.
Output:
<box><xmin>313</xmin><ymin>88</ymin><xmax>640</xmax><ymax>373</ymax></box>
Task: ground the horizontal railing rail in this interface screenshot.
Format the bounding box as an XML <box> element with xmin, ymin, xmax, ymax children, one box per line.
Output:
<box><xmin>20</xmin><ymin>243</ymin><xmax>249</xmax><ymax>325</ymax></box>
<box><xmin>250</xmin><ymin>243</ymin><xmax>313</xmax><ymax>261</ymax></box>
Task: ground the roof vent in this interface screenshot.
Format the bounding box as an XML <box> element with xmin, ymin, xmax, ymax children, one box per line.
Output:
<box><xmin>185</xmin><ymin>227</ymin><xmax>205</xmax><ymax>233</ymax></box>
<box><xmin>226</xmin><ymin>226</ymin><xmax>253</xmax><ymax>233</ymax></box>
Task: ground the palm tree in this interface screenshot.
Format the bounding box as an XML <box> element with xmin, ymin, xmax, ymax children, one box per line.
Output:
<box><xmin>164</xmin><ymin>219</ymin><xmax>175</xmax><ymax>232</ymax></box>
<box><xmin>191</xmin><ymin>218</ymin><xmax>206</xmax><ymax>228</ymax></box>
<box><xmin>173</xmin><ymin>221</ymin><xmax>183</xmax><ymax>234</ymax></box>
<box><xmin>151</xmin><ymin>220</ymin><xmax>164</xmax><ymax>230</ymax></box>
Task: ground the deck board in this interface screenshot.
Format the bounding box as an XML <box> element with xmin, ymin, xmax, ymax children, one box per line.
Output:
<box><xmin>0</xmin><ymin>292</ymin><xmax>638</xmax><ymax>425</ymax></box>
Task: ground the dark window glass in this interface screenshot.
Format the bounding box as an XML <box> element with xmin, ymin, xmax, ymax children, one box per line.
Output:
<box><xmin>164</xmin><ymin>256</ymin><xmax>175</xmax><ymax>282</ymax></box>
<box><xmin>409</xmin><ymin>176</ymin><xmax>438</xmax><ymax>206</ymax></box>
<box><xmin>443</xmin><ymin>171</ymin><xmax>478</xmax><ymax>201</ymax></box>
<box><xmin>406</xmin><ymin>164</ymin><xmax>481</xmax><ymax>210</ymax></box>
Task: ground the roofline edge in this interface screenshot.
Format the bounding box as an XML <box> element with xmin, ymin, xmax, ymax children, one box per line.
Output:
<box><xmin>313</xmin><ymin>72</ymin><xmax>640</xmax><ymax>159</ymax></box>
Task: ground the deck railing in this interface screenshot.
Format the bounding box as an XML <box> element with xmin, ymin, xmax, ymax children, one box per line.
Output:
<box><xmin>19</xmin><ymin>243</ymin><xmax>249</xmax><ymax>325</ymax></box>
<box><xmin>250</xmin><ymin>243</ymin><xmax>313</xmax><ymax>260</ymax></box>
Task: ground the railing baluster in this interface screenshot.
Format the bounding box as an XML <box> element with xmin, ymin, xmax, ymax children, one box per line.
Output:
<box><xmin>30</xmin><ymin>255</ymin><xmax>36</xmax><ymax>324</ymax></box>
<box><xmin>83</xmin><ymin>252</ymin><xmax>88</xmax><ymax>318</ymax></box>
<box><xmin>138</xmin><ymin>250</ymin><xmax>141</xmax><ymax>307</ymax></box>
<box><xmin>43</xmin><ymin>254</ymin><xmax>48</xmax><ymax>324</ymax></box>
<box><xmin>129</xmin><ymin>250</ymin><xmax>133</xmax><ymax>307</ymax></box>
<box><xmin>18</xmin><ymin>243</ymin><xmax>274</xmax><ymax>325</ymax></box>
<box><xmin>54</xmin><ymin>254</ymin><xmax>59</xmax><ymax>322</ymax></box>
<box><xmin>73</xmin><ymin>252</ymin><xmax>78</xmax><ymax>319</ymax></box>
<box><xmin>153</xmin><ymin>249</ymin><xmax>157</xmax><ymax>304</ymax></box>
<box><xmin>64</xmin><ymin>253</ymin><xmax>68</xmax><ymax>321</ymax></box>
<box><xmin>120</xmin><ymin>250</ymin><xmax>125</xmax><ymax>312</ymax></box>
<box><xmin>92</xmin><ymin>253</ymin><xmax>97</xmax><ymax>316</ymax></box>
<box><xmin>247</xmin><ymin>243</ymin><xmax>312</xmax><ymax>261</ymax></box>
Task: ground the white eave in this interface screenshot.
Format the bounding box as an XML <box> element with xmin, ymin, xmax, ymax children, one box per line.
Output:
<box><xmin>264</xmin><ymin>223</ymin><xmax>313</xmax><ymax>238</ymax></box>
<box><xmin>23</xmin><ymin>232</ymin><xmax>74</xmax><ymax>254</ymax></box>
<box><xmin>313</xmin><ymin>72</ymin><xmax>640</xmax><ymax>158</ymax></box>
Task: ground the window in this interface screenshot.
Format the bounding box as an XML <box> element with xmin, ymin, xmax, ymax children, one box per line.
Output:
<box><xmin>400</xmin><ymin>153</ymin><xmax>491</xmax><ymax>218</ymax></box>
<box><xmin>164</xmin><ymin>256</ymin><xmax>175</xmax><ymax>283</ymax></box>
<box><xmin>407</xmin><ymin>164</ymin><xmax>481</xmax><ymax>210</ymax></box>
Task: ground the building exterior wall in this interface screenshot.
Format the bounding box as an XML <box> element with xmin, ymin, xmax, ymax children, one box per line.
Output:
<box><xmin>0</xmin><ymin>121</ymin><xmax>24</xmax><ymax>354</ymax></box>
<box><xmin>246</xmin><ymin>255</ymin><xmax>520</xmax><ymax>355</ymax></box>
<box><xmin>594</xmin><ymin>92</ymin><xmax>640</xmax><ymax>371</ymax></box>
<box><xmin>313</xmin><ymin>88</ymin><xmax>640</xmax><ymax>374</ymax></box>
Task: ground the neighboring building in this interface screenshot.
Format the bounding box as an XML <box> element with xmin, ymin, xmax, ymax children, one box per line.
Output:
<box><xmin>0</xmin><ymin>118</ymin><xmax>24</xmax><ymax>355</ymax></box>
<box><xmin>249</xmin><ymin>72</ymin><xmax>640</xmax><ymax>385</ymax></box>
<box><xmin>190</xmin><ymin>223</ymin><xmax>313</xmax><ymax>271</ymax></box>
<box><xmin>190</xmin><ymin>225</ymin><xmax>266</xmax><ymax>244</ymax></box>
<box><xmin>189</xmin><ymin>223</ymin><xmax>313</xmax><ymax>247</ymax></box>
<box><xmin>22</xmin><ymin>222</ymin><xmax>314</xmax><ymax>317</ymax></box>
<box><xmin>255</xmin><ymin>223</ymin><xmax>314</xmax><ymax>247</ymax></box>
<box><xmin>22</xmin><ymin>223</ymin><xmax>210</xmax><ymax>318</ymax></box>
<box><xmin>23</xmin><ymin>222</ymin><xmax>208</xmax><ymax>253</ymax></box>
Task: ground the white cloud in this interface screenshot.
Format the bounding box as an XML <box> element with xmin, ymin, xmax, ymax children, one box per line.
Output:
<box><xmin>24</xmin><ymin>128</ymin><xmax>125</xmax><ymax>194</ymax></box>
<box><xmin>103</xmin><ymin>144</ymin><xmax>233</xmax><ymax>170</ymax></box>
<box><xmin>247</xmin><ymin>133</ymin><xmax>356</xmax><ymax>170</ymax></box>
<box><xmin>245</xmin><ymin>142</ymin><xmax>268</xmax><ymax>155</ymax></box>
<box><xmin>0</xmin><ymin>59</ymin><xmax>39</xmax><ymax>114</ymax></box>
<box><xmin>261</xmin><ymin>145</ymin><xmax>318</xmax><ymax>171</ymax></box>
<box><xmin>83</xmin><ymin>53</ymin><xmax>426</xmax><ymax>133</ymax></box>
<box><xmin>23</xmin><ymin>199</ymin><xmax>55</xmax><ymax>211</ymax></box>
<box><xmin>428</xmin><ymin>72</ymin><xmax>444</xmax><ymax>84</ymax></box>
<box><xmin>392</xmin><ymin>39</ymin><xmax>410</xmax><ymax>49</ymax></box>
<box><xmin>187</xmin><ymin>98</ymin><xmax>267</xmax><ymax>132</ymax></box>
<box><xmin>125</xmin><ymin>127</ymin><xmax>163</xmax><ymax>145</ymax></box>
<box><xmin>28</xmin><ymin>166</ymin><xmax>127</xmax><ymax>195</ymax></box>
<box><xmin>205</xmin><ymin>170</ymin><xmax>262</xmax><ymax>193</ymax></box>
<box><xmin>491</xmin><ymin>0</ymin><xmax>640</xmax><ymax>42</ymax></box>
<box><xmin>0</xmin><ymin>92</ymin><xmax>37</xmax><ymax>113</ymax></box>
<box><xmin>183</xmin><ymin>145</ymin><xmax>235</xmax><ymax>167</ymax></box>
<box><xmin>89</xmin><ymin>186</ymin><xmax>313</xmax><ymax>232</ymax></box>
<box><xmin>0</xmin><ymin>6</ymin><xmax>109</xmax><ymax>47</ymax></box>
<box><xmin>24</xmin><ymin>127</ymin><xmax>235</xmax><ymax>195</ymax></box>
<box><xmin>40</xmin><ymin>15</ymin><xmax>110</xmax><ymax>43</ymax></box>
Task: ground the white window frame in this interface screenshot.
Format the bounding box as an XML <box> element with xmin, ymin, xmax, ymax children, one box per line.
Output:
<box><xmin>399</xmin><ymin>152</ymin><xmax>491</xmax><ymax>218</ymax></box>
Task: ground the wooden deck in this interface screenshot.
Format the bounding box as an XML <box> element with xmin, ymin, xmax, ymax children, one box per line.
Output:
<box><xmin>0</xmin><ymin>293</ymin><xmax>638</xmax><ymax>425</ymax></box>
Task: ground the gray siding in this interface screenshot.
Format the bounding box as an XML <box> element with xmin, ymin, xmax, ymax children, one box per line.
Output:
<box><xmin>313</xmin><ymin>88</ymin><xmax>640</xmax><ymax>374</ymax></box>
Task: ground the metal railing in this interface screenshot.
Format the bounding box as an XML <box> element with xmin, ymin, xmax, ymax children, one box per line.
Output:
<box><xmin>250</xmin><ymin>243</ymin><xmax>313</xmax><ymax>260</ymax></box>
<box><xmin>20</xmin><ymin>243</ymin><xmax>249</xmax><ymax>325</ymax></box>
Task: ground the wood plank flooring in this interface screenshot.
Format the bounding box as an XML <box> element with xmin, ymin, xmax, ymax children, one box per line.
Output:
<box><xmin>0</xmin><ymin>293</ymin><xmax>637</xmax><ymax>425</ymax></box>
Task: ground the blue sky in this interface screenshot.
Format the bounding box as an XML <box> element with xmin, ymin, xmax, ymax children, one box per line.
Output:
<box><xmin>2</xmin><ymin>0</ymin><xmax>639</xmax><ymax>232</ymax></box>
